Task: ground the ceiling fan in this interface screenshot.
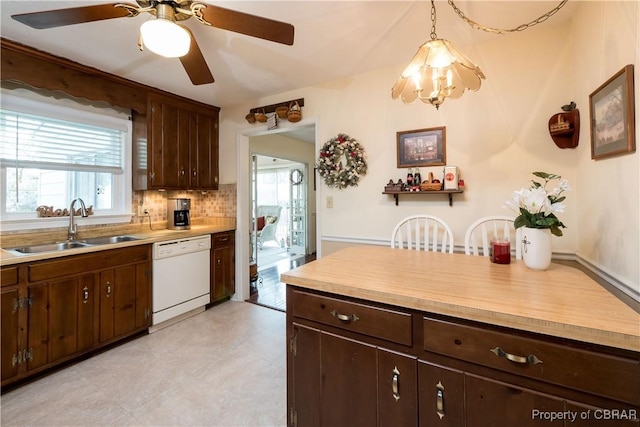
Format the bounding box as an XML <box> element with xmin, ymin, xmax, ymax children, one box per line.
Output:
<box><xmin>11</xmin><ymin>1</ymin><xmax>295</xmax><ymax>85</ymax></box>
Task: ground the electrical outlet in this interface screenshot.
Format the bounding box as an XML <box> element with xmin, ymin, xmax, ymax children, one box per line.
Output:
<box><xmin>137</xmin><ymin>206</ymin><xmax>149</xmax><ymax>216</ymax></box>
<box><xmin>326</xmin><ymin>196</ymin><xmax>333</xmax><ymax>209</ymax></box>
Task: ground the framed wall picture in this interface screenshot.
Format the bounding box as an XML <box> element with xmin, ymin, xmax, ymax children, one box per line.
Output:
<box><xmin>589</xmin><ymin>64</ymin><xmax>636</xmax><ymax>160</ymax></box>
<box><xmin>397</xmin><ymin>126</ymin><xmax>446</xmax><ymax>168</ymax></box>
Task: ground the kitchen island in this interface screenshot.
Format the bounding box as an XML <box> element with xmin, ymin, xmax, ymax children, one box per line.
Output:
<box><xmin>282</xmin><ymin>246</ymin><xmax>639</xmax><ymax>426</ymax></box>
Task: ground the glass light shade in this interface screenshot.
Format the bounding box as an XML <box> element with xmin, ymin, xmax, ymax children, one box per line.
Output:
<box><xmin>140</xmin><ymin>18</ymin><xmax>191</xmax><ymax>58</ymax></box>
<box><xmin>392</xmin><ymin>39</ymin><xmax>485</xmax><ymax>108</ymax></box>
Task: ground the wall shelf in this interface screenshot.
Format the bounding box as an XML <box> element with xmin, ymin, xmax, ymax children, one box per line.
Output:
<box><xmin>382</xmin><ymin>189</ymin><xmax>464</xmax><ymax>206</ymax></box>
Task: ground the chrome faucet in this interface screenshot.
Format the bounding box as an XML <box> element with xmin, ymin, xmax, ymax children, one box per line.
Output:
<box><xmin>68</xmin><ymin>198</ymin><xmax>88</xmax><ymax>241</ymax></box>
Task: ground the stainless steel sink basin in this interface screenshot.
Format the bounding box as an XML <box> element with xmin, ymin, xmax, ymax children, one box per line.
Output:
<box><xmin>5</xmin><ymin>235</ymin><xmax>141</xmax><ymax>255</ymax></box>
<box><xmin>8</xmin><ymin>241</ymin><xmax>91</xmax><ymax>254</ymax></box>
<box><xmin>82</xmin><ymin>235</ymin><xmax>140</xmax><ymax>245</ymax></box>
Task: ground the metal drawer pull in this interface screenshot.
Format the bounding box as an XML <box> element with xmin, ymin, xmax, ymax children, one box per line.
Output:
<box><xmin>392</xmin><ymin>366</ymin><xmax>400</xmax><ymax>401</ymax></box>
<box><xmin>82</xmin><ymin>286</ymin><xmax>89</xmax><ymax>304</ymax></box>
<box><xmin>436</xmin><ymin>381</ymin><xmax>445</xmax><ymax>419</ymax></box>
<box><xmin>490</xmin><ymin>347</ymin><xmax>543</xmax><ymax>365</ymax></box>
<box><xmin>330</xmin><ymin>310</ymin><xmax>359</xmax><ymax>323</ymax></box>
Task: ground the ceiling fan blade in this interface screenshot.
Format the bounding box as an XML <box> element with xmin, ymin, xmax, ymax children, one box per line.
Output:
<box><xmin>179</xmin><ymin>28</ymin><xmax>215</xmax><ymax>85</ymax></box>
<box><xmin>11</xmin><ymin>3</ymin><xmax>136</xmax><ymax>29</ymax></box>
<box><xmin>199</xmin><ymin>4</ymin><xmax>294</xmax><ymax>46</ymax></box>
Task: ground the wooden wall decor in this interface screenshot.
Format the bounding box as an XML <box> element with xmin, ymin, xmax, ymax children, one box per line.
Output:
<box><xmin>548</xmin><ymin>105</ymin><xmax>579</xmax><ymax>149</ymax></box>
<box><xmin>249</xmin><ymin>98</ymin><xmax>304</xmax><ymax>115</ymax></box>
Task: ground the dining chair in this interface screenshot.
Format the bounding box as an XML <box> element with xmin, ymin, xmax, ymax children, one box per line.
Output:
<box><xmin>464</xmin><ymin>215</ymin><xmax>522</xmax><ymax>259</ymax></box>
<box><xmin>391</xmin><ymin>214</ymin><xmax>454</xmax><ymax>253</ymax></box>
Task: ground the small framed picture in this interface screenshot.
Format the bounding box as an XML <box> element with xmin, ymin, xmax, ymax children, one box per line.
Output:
<box><xmin>396</xmin><ymin>126</ymin><xmax>446</xmax><ymax>168</ymax></box>
<box><xmin>589</xmin><ymin>64</ymin><xmax>636</xmax><ymax>160</ymax></box>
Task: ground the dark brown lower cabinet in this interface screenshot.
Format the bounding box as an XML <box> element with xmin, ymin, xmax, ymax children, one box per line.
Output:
<box><xmin>465</xmin><ymin>374</ymin><xmax>565</xmax><ymax>427</ymax></box>
<box><xmin>321</xmin><ymin>332</ymin><xmax>378</xmax><ymax>427</ymax></box>
<box><xmin>1</xmin><ymin>267</ymin><xmax>21</xmax><ymax>383</ymax></box>
<box><xmin>419</xmin><ymin>362</ymin><xmax>465</xmax><ymax>427</ymax></box>
<box><xmin>287</xmin><ymin>286</ymin><xmax>640</xmax><ymax>427</ymax></box>
<box><xmin>27</xmin><ymin>274</ymin><xmax>97</xmax><ymax>369</ymax></box>
<box><xmin>211</xmin><ymin>231</ymin><xmax>235</xmax><ymax>303</ymax></box>
<box><xmin>1</xmin><ymin>245</ymin><xmax>151</xmax><ymax>388</ymax></box>
<box><xmin>288</xmin><ymin>322</ymin><xmax>418</xmax><ymax>427</ymax></box>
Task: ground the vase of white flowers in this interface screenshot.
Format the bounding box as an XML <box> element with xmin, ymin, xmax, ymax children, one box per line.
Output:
<box><xmin>505</xmin><ymin>172</ymin><xmax>570</xmax><ymax>270</ymax></box>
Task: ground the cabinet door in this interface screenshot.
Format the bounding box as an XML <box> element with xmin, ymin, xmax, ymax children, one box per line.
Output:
<box><xmin>419</xmin><ymin>361</ymin><xmax>465</xmax><ymax>427</ymax></box>
<box><xmin>30</xmin><ymin>274</ymin><xmax>96</xmax><ymax>365</ymax></box>
<box><xmin>135</xmin><ymin>262</ymin><xmax>151</xmax><ymax>329</ymax></box>
<box><xmin>378</xmin><ymin>348</ymin><xmax>418</xmax><ymax>427</ymax></box>
<box><xmin>211</xmin><ymin>237</ymin><xmax>235</xmax><ymax>302</ymax></box>
<box><xmin>189</xmin><ymin>111</ymin><xmax>219</xmax><ymax>189</ymax></box>
<box><xmin>1</xmin><ymin>287</ymin><xmax>21</xmax><ymax>382</ymax></box>
<box><xmin>113</xmin><ymin>265</ymin><xmax>137</xmax><ymax>337</ymax></box>
<box><xmin>465</xmin><ymin>374</ymin><xmax>565</xmax><ymax>426</ymax></box>
<box><xmin>76</xmin><ymin>274</ymin><xmax>96</xmax><ymax>352</ymax></box>
<box><xmin>99</xmin><ymin>269</ymin><xmax>115</xmax><ymax>342</ymax></box>
<box><xmin>321</xmin><ymin>331</ymin><xmax>378</xmax><ymax>427</ymax></box>
<box><xmin>288</xmin><ymin>323</ymin><xmax>321</xmax><ymax>427</ymax></box>
<box><xmin>27</xmin><ymin>282</ymin><xmax>48</xmax><ymax>370</ymax></box>
<box><xmin>100</xmin><ymin>265</ymin><xmax>138</xmax><ymax>341</ymax></box>
<box><xmin>148</xmin><ymin>98</ymin><xmax>188</xmax><ymax>189</ymax></box>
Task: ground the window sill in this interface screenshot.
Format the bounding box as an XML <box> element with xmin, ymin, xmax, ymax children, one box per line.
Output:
<box><xmin>0</xmin><ymin>214</ymin><xmax>134</xmax><ymax>232</ymax></box>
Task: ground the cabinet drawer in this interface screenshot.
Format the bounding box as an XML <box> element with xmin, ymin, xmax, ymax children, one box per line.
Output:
<box><xmin>28</xmin><ymin>245</ymin><xmax>150</xmax><ymax>282</ymax></box>
<box><xmin>1</xmin><ymin>266</ymin><xmax>19</xmax><ymax>287</ymax></box>
<box><xmin>423</xmin><ymin>317</ymin><xmax>640</xmax><ymax>405</ymax></box>
<box><xmin>290</xmin><ymin>289</ymin><xmax>412</xmax><ymax>346</ymax></box>
<box><xmin>212</xmin><ymin>232</ymin><xmax>234</xmax><ymax>247</ymax></box>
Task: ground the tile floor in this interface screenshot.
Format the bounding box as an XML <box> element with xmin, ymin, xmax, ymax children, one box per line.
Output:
<box><xmin>0</xmin><ymin>301</ymin><xmax>286</xmax><ymax>427</ymax></box>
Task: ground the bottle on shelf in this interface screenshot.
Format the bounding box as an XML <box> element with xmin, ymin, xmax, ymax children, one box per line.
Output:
<box><xmin>406</xmin><ymin>168</ymin><xmax>414</xmax><ymax>189</ymax></box>
<box><xmin>414</xmin><ymin>168</ymin><xmax>422</xmax><ymax>187</ymax></box>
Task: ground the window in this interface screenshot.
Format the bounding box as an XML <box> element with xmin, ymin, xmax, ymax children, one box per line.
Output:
<box><xmin>0</xmin><ymin>91</ymin><xmax>132</xmax><ymax>230</ymax></box>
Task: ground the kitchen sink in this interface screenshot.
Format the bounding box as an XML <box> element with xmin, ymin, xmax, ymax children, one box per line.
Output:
<box><xmin>5</xmin><ymin>235</ymin><xmax>141</xmax><ymax>255</ymax></box>
<box><xmin>8</xmin><ymin>241</ymin><xmax>91</xmax><ymax>254</ymax></box>
<box><xmin>82</xmin><ymin>235</ymin><xmax>140</xmax><ymax>245</ymax></box>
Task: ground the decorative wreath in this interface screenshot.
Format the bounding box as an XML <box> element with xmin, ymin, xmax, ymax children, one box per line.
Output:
<box><xmin>315</xmin><ymin>133</ymin><xmax>367</xmax><ymax>189</ymax></box>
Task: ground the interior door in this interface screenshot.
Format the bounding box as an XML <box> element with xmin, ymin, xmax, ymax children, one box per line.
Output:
<box><xmin>289</xmin><ymin>166</ymin><xmax>306</xmax><ymax>256</ymax></box>
<box><xmin>251</xmin><ymin>154</ymin><xmax>258</xmax><ymax>263</ymax></box>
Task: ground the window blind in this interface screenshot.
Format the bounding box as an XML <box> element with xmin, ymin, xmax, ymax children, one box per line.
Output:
<box><xmin>0</xmin><ymin>109</ymin><xmax>124</xmax><ymax>173</ymax></box>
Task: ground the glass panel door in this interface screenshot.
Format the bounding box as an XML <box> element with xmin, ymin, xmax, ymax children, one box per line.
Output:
<box><xmin>289</xmin><ymin>166</ymin><xmax>306</xmax><ymax>256</ymax></box>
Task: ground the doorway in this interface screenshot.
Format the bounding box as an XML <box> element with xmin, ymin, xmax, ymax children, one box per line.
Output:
<box><xmin>234</xmin><ymin>120</ymin><xmax>319</xmax><ymax>306</ymax></box>
<box><xmin>251</xmin><ymin>155</ymin><xmax>307</xmax><ymax>271</ymax></box>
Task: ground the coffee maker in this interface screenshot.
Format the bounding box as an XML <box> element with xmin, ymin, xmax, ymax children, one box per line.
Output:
<box><xmin>167</xmin><ymin>198</ymin><xmax>191</xmax><ymax>230</ymax></box>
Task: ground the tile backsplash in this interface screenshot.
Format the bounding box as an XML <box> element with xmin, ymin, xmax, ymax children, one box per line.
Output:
<box><xmin>133</xmin><ymin>184</ymin><xmax>237</xmax><ymax>223</ymax></box>
<box><xmin>0</xmin><ymin>184</ymin><xmax>237</xmax><ymax>244</ymax></box>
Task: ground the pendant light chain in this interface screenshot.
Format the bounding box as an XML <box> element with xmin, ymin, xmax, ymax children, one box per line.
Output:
<box><xmin>447</xmin><ymin>0</ymin><xmax>568</xmax><ymax>35</ymax></box>
<box><xmin>429</xmin><ymin>0</ymin><xmax>438</xmax><ymax>40</ymax></box>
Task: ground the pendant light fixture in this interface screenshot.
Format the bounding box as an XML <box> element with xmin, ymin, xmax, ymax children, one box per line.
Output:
<box><xmin>392</xmin><ymin>0</ymin><xmax>484</xmax><ymax>109</ymax></box>
<box><xmin>392</xmin><ymin>0</ymin><xmax>568</xmax><ymax>109</ymax></box>
<box><xmin>140</xmin><ymin>3</ymin><xmax>191</xmax><ymax>58</ymax></box>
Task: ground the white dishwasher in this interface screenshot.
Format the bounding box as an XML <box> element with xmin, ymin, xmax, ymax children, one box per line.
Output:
<box><xmin>152</xmin><ymin>234</ymin><xmax>211</xmax><ymax>329</ymax></box>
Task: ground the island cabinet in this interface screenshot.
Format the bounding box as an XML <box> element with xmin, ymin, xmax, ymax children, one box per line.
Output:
<box><xmin>210</xmin><ymin>231</ymin><xmax>235</xmax><ymax>303</ymax></box>
<box><xmin>0</xmin><ymin>245</ymin><xmax>152</xmax><ymax>388</ymax></box>
<box><xmin>135</xmin><ymin>92</ymin><xmax>219</xmax><ymax>191</ymax></box>
<box><xmin>286</xmin><ymin>286</ymin><xmax>640</xmax><ymax>427</ymax></box>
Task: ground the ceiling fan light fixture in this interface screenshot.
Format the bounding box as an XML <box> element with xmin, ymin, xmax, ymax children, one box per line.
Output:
<box><xmin>140</xmin><ymin>18</ymin><xmax>191</xmax><ymax>58</ymax></box>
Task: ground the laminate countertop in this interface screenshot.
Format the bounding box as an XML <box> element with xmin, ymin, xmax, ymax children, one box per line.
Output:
<box><xmin>281</xmin><ymin>246</ymin><xmax>640</xmax><ymax>352</ymax></box>
<box><xmin>0</xmin><ymin>224</ymin><xmax>235</xmax><ymax>267</ymax></box>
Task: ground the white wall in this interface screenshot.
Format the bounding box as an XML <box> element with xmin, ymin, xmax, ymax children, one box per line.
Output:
<box><xmin>220</xmin><ymin>1</ymin><xmax>639</xmax><ymax>298</ymax></box>
<box><xmin>570</xmin><ymin>1</ymin><xmax>639</xmax><ymax>298</ymax></box>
